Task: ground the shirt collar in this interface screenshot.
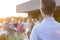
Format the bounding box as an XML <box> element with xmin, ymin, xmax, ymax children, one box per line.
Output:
<box><xmin>41</xmin><ymin>17</ymin><xmax>55</xmax><ymax>23</ymax></box>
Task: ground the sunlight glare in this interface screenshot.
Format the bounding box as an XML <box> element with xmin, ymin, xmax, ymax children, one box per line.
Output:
<box><xmin>0</xmin><ymin>0</ymin><xmax>29</xmax><ymax>18</ymax></box>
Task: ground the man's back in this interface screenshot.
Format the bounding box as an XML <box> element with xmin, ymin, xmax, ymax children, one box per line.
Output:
<box><xmin>30</xmin><ymin>17</ymin><xmax>60</xmax><ymax>40</ymax></box>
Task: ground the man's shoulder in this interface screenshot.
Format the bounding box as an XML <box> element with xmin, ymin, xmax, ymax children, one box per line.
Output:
<box><xmin>32</xmin><ymin>24</ymin><xmax>43</xmax><ymax>31</ymax></box>
<box><xmin>32</xmin><ymin>21</ymin><xmax>60</xmax><ymax>31</ymax></box>
<box><xmin>55</xmin><ymin>21</ymin><xmax>60</xmax><ymax>25</ymax></box>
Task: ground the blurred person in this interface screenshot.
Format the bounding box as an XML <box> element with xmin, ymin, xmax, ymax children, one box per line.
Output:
<box><xmin>26</xmin><ymin>19</ymin><xmax>33</xmax><ymax>38</ymax></box>
<box><xmin>30</xmin><ymin>0</ymin><xmax>60</xmax><ymax>40</ymax></box>
<box><xmin>30</xmin><ymin>19</ymin><xmax>34</xmax><ymax>30</ymax></box>
<box><xmin>17</xmin><ymin>24</ymin><xmax>23</xmax><ymax>33</ymax></box>
<box><xmin>12</xmin><ymin>18</ymin><xmax>18</xmax><ymax>31</ymax></box>
<box><xmin>0</xmin><ymin>22</ymin><xmax>9</xmax><ymax>40</ymax></box>
<box><xmin>13</xmin><ymin>19</ymin><xmax>18</xmax><ymax>28</ymax></box>
<box><xmin>11</xmin><ymin>18</ymin><xmax>20</xmax><ymax>40</ymax></box>
<box><xmin>2</xmin><ymin>18</ymin><xmax>19</xmax><ymax>40</ymax></box>
<box><xmin>2</xmin><ymin>17</ymin><xmax>12</xmax><ymax>34</ymax></box>
<box><xmin>34</xmin><ymin>19</ymin><xmax>40</xmax><ymax>26</ymax></box>
<box><xmin>17</xmin><ymin>24</ymin><xmax>24</xmax><ymax>40</ymax></box>
<box><xmin>22</xmin><ymin>33</ymin><xmax>29</xmax><ymax>40</ymax></box>
<box><xmin>22</xmin><ymin>19</ymin><xmax>27</xmax><ymax>32</ymax></box>
<box><xmin>2</xmin><ymin>17</ymin><xmax>15</xmax><ymax>40</ymax></box>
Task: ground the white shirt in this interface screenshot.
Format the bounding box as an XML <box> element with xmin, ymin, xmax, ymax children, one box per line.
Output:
<box><xmin>27</xmin><ymin>22</ymin><xmax>32</xmax><ymax>32</ymax></box>
<box><xmin>22</xmin><ymin>22</ymin><xmax>27</xmax><ymax>30</ymax></box>
<box><xmin>0</xmin><ymin>31</ymin><xmax>8</xmax><ymax>36</ymax></box>
<box><xmin>34</xmin><ymin>21</ymin><xmax>40</xmax><ymax>26</ymax></box>
<box><xmin>30</xmin><ymin>17</ymin><xmax>60</xmax><ymax>40</ymax></box>
<box><xmin>23</xmin><ymin>34</ymin><xmax>29</xmax><ymax>40</ymax></box>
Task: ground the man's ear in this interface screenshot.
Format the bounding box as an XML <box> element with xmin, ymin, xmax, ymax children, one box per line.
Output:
<box><xmin>40</xmin><ymin>7</ymin><xmax>44</xmax><ymax>13</ymax></box>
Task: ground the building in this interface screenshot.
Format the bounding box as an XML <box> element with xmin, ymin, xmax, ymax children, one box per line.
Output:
<box><xmin>16</xmin><ymin>0</ymin><xmax>60</xmax><ymax>22</ymax></box>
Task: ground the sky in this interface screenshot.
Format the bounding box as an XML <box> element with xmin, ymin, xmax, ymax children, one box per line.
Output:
<box><xmin>0</xmin><ymin>0</ymin><xmax>30</xmax><ymax>18</ymax></box>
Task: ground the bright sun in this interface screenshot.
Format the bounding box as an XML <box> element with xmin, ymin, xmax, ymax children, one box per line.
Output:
<box><xmin>0</xmin><ymin>0</ymin><xmax>29</xmax><ymax>18</ymax></box>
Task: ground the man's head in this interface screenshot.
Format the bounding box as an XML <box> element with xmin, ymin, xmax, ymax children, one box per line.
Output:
<box><xmin>40</xmin><ymin>0</ymin><xmax>56</xmax><ymax>17</ymax></box>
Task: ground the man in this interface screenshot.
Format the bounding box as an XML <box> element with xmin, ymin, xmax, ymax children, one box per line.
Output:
<box><xmin>30</xmin><ymin>0</ymin><xmax>60</xmax><ymax>40</ymax></box>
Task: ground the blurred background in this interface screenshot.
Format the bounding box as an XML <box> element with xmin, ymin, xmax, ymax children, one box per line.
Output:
<box><xmin>0</xmin><ymin>0</ymin><xmax>60</xmax><ymax>40</ymax></box>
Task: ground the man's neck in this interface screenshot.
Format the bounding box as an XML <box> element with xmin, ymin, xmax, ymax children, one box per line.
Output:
<box><xmin>43</xmin><ymin>15</ymin><xmax>53</xmax><ymax>19</ymax></box>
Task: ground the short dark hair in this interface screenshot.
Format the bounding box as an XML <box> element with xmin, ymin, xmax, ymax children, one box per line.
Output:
<box><xmin>40</xmin><ymin>0</ymin><xmax>56</xmax><ymax>15</ymax></box>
